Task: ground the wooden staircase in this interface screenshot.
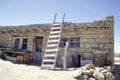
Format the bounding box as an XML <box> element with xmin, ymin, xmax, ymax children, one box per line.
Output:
<box><xmin>41</xmin><ymin>13</ymin><xmax>65</xmax><ymax>70</ymax></box>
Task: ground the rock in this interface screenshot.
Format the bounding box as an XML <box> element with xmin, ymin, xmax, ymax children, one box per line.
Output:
<box><xmin>72</xmin><ymin>68</ymin><xmax>82</xmax><ymax>79</ymax></box>
<box><xmin>103</xmin><ymin>72</ymin><xmax>112</xmax><ymax>78</ymax></box>
<box><xmin>82</xmin><ymin>70</ymin><xmax>93</xmax><ymax>76</ymax></box>
<box><xmin>99</xmin><ymin>67</ymin><xmax>104</xmax><ymax>71</ymax></box>
<box><xmin>100</xmin><ymin>69</ymin><xmax>108</xmax><ymax>73</ymax></box>
<box><xmin>93</xmin><ymin>69</ymin><xmax>105</xmax><ymax>80</ymax></box>
<box><xmin>78</xmin><ymin>75</ymin><xmax>90</xmax><ymax>80</ymax></box>
<box><xmin>104</xmin><ymin>66</ymin><xmax>114</xmax><ymax>72</ymax></box>
<box><xmin>89</xmin><ymin>77</ymin><xmax>96</xmax><ymax>80</ymax></box>
<box><xmin>106</xmin><ymin>78</ymin><xmax>112</xmax><ymax>80</ymax></box>
<box><xmin>85</xmin><ymin>64</ymin><xmax>95</xmax><ymax>70</ymax></box>
<box><xmin>111</xmin><ymin>75</ymin><xmax>115</xmax><ymax>80</ymax></box>
<box><xmin>95</xmin><ymin>67</ymin><xmax>100</xmax><ymax>72</ymax></box>
<box><xmin>106</xmin><ymin>76</ymin><xmax>115</xmax><ymax>80</ymax></box>
<box><xmin>104</xmin><ymin>66</ymin><xmax>111</xmax><ymax>71</ymax></box>
<box><xmin>90</xmin><ymin>69</ymin><xmax>95</xmax><ymax>74</ymax></box>
<box><xmin>72</xmin><ymin>64</ymin><xmax>115</xmax><ymax>80</ymax></box>
<box><xmin>81</xmin><ymin>66</ymin><xmax>87</xmax><ymax>70</ymax></box>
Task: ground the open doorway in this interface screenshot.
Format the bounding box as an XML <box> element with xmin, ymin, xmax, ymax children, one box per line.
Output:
<box><xmin>34</xmin><ymin>37</ymin><xmax>43</xmax><ymax>64</ymax></box>
<box><xmin>72</xmin><ymin>54</ymin><xmax>81</xmax><ymax>67</ymax></box>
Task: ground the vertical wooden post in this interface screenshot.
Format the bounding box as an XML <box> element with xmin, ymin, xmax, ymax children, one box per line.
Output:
<box><xmin>53</xmin><ymin>13</ymin><xmax>57</xmax><ymax>24</ymax></box>
<box><xmin>62</xmin><ymin>12</ymin><xmax>65</xmax><ymax>23</ymax></box>
<box><xmin>63</xmin><ymin>41</ymin><xmax>69</xmax><ymax>70</ymax></box>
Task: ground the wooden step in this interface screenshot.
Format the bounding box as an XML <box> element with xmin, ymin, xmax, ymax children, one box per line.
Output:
<box><xmin>50</xmin><ymin>31</ymin><xmax>60</xmax><ymax>34</ymax></box>
<box><xmin>43</xmin><ymin>59</ymin><xmax>55</xmax><ymax>62</ymax></box>
<box><xmin>45</xmin><ymin>49</ymin><xmax>58</xmax><ymax>52</ymax></box>
<box><xmin>44</xmin><ymin>54</ymin><xmax>56</xmax><ymax>57</ymax></box>
<box><xmin>53</xmin><ymin>24</ymin><xmax>61</xmax><ymax>26</ymax></box>
<box><xmin>41</xmin><ymin>64</ymin><xmax>54</xmax><ymax>69</ymax></box>
<box><xmin>47</xmin><ymin>44</ymin><xmax>57</xmax><ymax>47</ymax></box>
<box><xmin>45</xmin><ymin>52</ymin><xmax>56</xmax><ymax>54</ymax></box>
<box><xmin>51</xmin><ymin>27</ymin><xmax>61</xmax><ymax>30</ymax></box>
<box><xmin>48</xmin><ymin>40</ymin><xmax>59</xmax><ymax>43</ymax></box>
<box><xmin>49</xmin><ymin>35</ymin><xmax>60</xmax><ymax>38</ymax></box>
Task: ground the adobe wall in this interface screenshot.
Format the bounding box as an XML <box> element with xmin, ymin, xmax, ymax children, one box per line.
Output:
<box><xmin>0</xmin><ymin>16</ymin><xmax>114</xmax><ymax>66</ymax></box>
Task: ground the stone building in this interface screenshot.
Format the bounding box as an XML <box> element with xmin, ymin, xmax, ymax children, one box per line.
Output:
<box><xmin>0</xmin><ymin>16</ymin><xmax>114</xmax><ymax>67</ymax></box>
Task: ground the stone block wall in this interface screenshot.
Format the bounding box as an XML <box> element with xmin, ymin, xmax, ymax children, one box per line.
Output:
<box><xmin>0</xmin><ymin>16</ymin><xmax>114</xmax><ymax>66</ymax></box>
<box><xmin>0</xmin><ymin>32</ymin><xmax>13</xmax><ymax>47</ymax></box>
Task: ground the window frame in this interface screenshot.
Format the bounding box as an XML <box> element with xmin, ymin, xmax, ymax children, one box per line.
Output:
<box><xmin>69</xmin><ymin>37</ymin><xmax>80</xmax><ymax>48</ymax></box>
<box><xmin>60</xmin><ymin>37</ymin><xmax>80</xmax><ymax>48</ymax></box>
<box><xmin>59</xmin><ymin>38</ymin><xmax>67</xmax><ymax>48</ymax></box>
<box><xmin>12</xmin><ymin>37</ymin><xmax>28</xmax><ymax>50</ymax></box>
<box><xmin>21</xmin><ymin>38</ymin><xmax>28</xmax><ymax>50</ymax></box>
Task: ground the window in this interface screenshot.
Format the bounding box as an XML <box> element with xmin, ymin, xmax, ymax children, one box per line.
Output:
<box><xmin>69</xmin><ymin>38</ymin><xmax>80</xmax><ymax>48</ymax></box>
<box><xmin>13</xmin><ymin>37</ymin><xmax>28</xmax><ymax>50</ymax></box>
<box><xmin>22</xmin><ymin>38</ymin><xmax>28</xmax><ymax>49</ymax></box>
<box><xmin>13</xmin><ymin>38</ymin><xmax>20</xmax><ymax>49</ymax></box>
<box><xmin>60</xmin><ymin>38</ymin><xmax>67</xmax><ymax>48</ymax></box>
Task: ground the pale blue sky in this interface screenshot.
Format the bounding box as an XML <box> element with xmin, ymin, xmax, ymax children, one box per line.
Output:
<box><xmin>0</xmin><ymin>0</ymin><xmax>120</xmax><ymax>53</ymax></box>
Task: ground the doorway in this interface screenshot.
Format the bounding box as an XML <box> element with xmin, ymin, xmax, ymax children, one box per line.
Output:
<box><xmin>34</xmin><ymin>37</ymin><xmax>43</xmax><ymax>64</ymax></box>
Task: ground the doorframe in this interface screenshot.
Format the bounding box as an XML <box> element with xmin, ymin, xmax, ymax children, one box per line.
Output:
<box><xmin>35</xmin><ymin>36</ymin><xmax>43</xmax><ymax>52</ymax></box>
<box><xmin>34</xmin><ymin>36</ymin><xmax>43</xmax><ymax>64</ymax></box>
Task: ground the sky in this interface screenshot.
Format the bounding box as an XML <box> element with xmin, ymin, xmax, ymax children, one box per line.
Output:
<box><xmin>0</xmin><ymin>0</ymin><xmax>120</xmax><ymax>53</ymax></box>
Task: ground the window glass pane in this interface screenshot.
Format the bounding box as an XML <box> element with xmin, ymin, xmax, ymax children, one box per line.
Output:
<box><xmin>71</xmin><ymin>38</ymin><xmax>80</xmax><ymax>43</ymax></box>
<box><xmin>22</xmin><ymin>38</ymin><xmax>28</xmax><ymax>49</ymax></box>
<box><xmin>13</xmin><ymin>38</ymin><xmax>20</xmax><ymax>49</ymax></box>
<box><xmin>23</xmin><ymin>38</ymin><xmax>28</xmax><ymax>44</ymax></box>
<box><xmin>70</xmin><ymin>38</ymin><xmax>80</xmax><ymax>48</ymax></box>
<box><xmin>60</xmin><ymin>38</ymin><xmax>67</xmax><ymax>48</ymax></box>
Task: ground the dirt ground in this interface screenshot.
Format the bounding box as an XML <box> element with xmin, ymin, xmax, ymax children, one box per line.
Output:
<box><xmin>0</xmin><ymin>57</ymin><xmax>120</xmax><ymax>80</ymax></box>
<box><xmin>0</xmin><ymin>59</ymin><xmax>76</xmax><ymax>80</ymax></box>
